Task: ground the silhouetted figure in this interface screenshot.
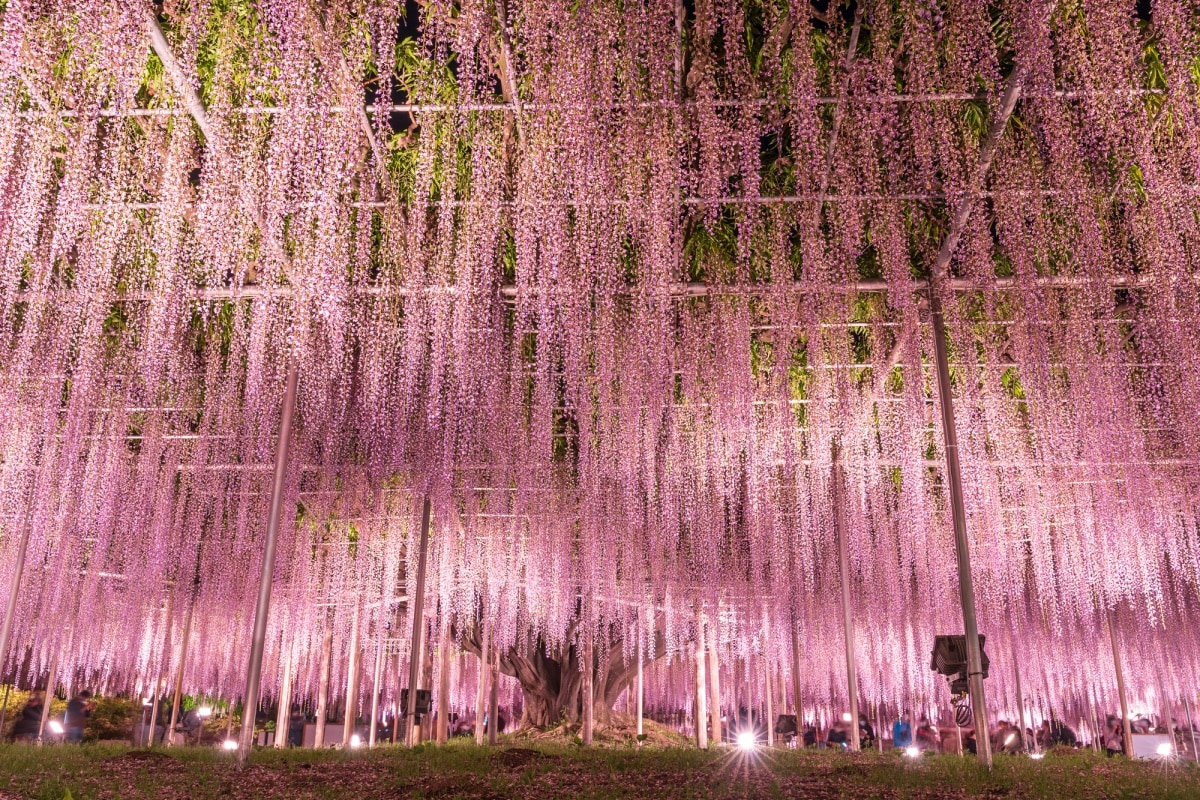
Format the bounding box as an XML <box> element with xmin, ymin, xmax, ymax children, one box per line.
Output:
<box><xmin>13</xmin><ymin>690</ymin><xmax>44</xmax><ymax>742</ymax></box>
<box><xmin>64</xmin><ymin>690</ymin><xmax>94</xmax><ymax>743</ymax></box>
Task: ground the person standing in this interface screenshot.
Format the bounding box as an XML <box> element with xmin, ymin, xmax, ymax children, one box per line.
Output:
<box><xmin>64</xmin><ymin>690</ymin><xmax>94</xmax><ymax>743</ymax></box>
<box><xmin>12</xmin><ymin>690</ymin><xmax>45</xmax><ymax>742</ymax></box>
<box><xmin>892</xmin><ymin>712</ymin><xmax>912</xmax><ymax>749</ymax></box>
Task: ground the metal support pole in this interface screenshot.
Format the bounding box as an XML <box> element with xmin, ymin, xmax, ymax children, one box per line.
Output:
<box><xmin>706</xmin><ymin>609</ymin><xmax>722</xmax><ymax>744</ymax></box>
<box><xmin>791</xmin><ymin>621</ymin><xmax>803</xmax><ymax>729</ymax></box>
<box><xmin>1183</xmin><ymin>696</ymin><xmax>1198</xmax><ymax>761</ymax></box>
<box><xmin>0</xmin><ymin>512</ymin><xmax>33</xmax><ymax>694</ymax></box>
<box><xmin>237</xmin><ymin>364</ymin><xmax>299</xmax><ymax>766</ymax></box>
<box><xmin>475</xmin><ymin>621</ymin><xmax>489</xmax><ymax>745</ymax></box>
<box><xmin>36</xmin><ymin>647</ymin><xmax>59</xmax><ymax>744</ymax></box>
<box><xmin>167</xmin><ymin>599</ymin><xmax>194</xmax><ymax>746</ymax></box>
<box><xmin>273</xmin><ymin>646</ymin><xmax>293</xmax><ymax>748</ymax></box>
<box><xmin>343</xmin><ymin>598</ymin><xmax>362</xmax><ymax>748</ymax></box>
<box><xmin>147</xmin><ymin>593</ymin><xmax>175</xmax><ymax>747</ymax></box>
<box><xmin>1013</xmin><ymin>647</ymin><xmax>1028</xmax><ymax>752</ymax></box>
<box><xmin>694</xmin><ymin>605</ymin><xmax>708</xmax><ymax>749</ymax></box>
<box><xmin>928</xmin><ymin>288</ymin><xmax>991</xmax><ymax>767</ymax></box>
<box><xmin>314</xmin><ymin>611</ymin><xmax>333</xmax><ymax>747</ymax></box>
<box><xmin>405</xmin><ymin>496</ymin><xmax>432</xmax><ymax>746</ymax></box>
<box><xmin>487</xmin><ymin>642</ymin><xmax>499</xmax><ymax>745</ymax></box>
<box><xmin>764</xmin><ymin>606</ymin><xmax>774</xmax><ymax>747</ymax></box>
<box><xmin>1107</xmin><ymin>611</ymin><xmax>1134</xmax><ymax>756</ymax></box>
<box><xmin>369</xmin><ymin>629</ymin><xmax>385</xmax><ymax>747</ymax></box>
<box><xmin>833</xmin><ymin>454</ymin><xmax>860</xmax><ymax>752</ymax></box>
<box><xmin>436</xmin><ymin>618</ymin><xmax>451</xmax><ymax>744</ymax></box>
<box><xmin>582</xmin><ymin>634</ymin><xmax>595</xmax><ymax>746</ymax></box>
<box><xmin>636</xmin><ymin>620</ymin><xmax>644</xmax><ymax>739</ymax></box>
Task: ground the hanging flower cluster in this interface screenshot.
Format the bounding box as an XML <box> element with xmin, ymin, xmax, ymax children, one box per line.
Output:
<box><xmin>0</xmin><ymin>0</ymin><xmax>1198</xmax><ymax>729</ymax></box>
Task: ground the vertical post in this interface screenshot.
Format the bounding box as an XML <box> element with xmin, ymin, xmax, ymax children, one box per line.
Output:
<box><xmin>314</xmin><ymin>611</ymin><xmax>333</xmax><ymax>747</ymax></box>
<box><xmin>763</xmin><ymin>606</ymin><xmax>773</xmax><ymax>747</ymax></box>
<box><xmin>167</xmin><ymin>599</ymin><xmax>194</xmax><ymax>746</ymax></box>
<box><xmin>238</xmin><ymin>364</ymin><xmax>299</xmax><ymax>766</ymax></box>
<box><xmin>36</xmin><ymin>647</ymin><xmax>59</xmax><ymax>744</ymax></box>
<box><xmin>147</xmin><ymin>593</ymin><xmax>175</xmax><ymax>747</ymax></box>
<box><xmin>1107</xmin><ymin>611</ymin><xmax>1133</xmax><ymax>757</ymax></box>
<box><xmin>436</xmin><ymin>618</ymin><xmax>451</xmax><ymax>744</ymax></box>
<box><xmin>343</xmin><ymin>598</ymin><xmax>362</xmax><ymax>748</ymax></box>
<box><xmin>406</xmin><ymin>496</ymin><xmax>432</xmax><ymax>746</ymax></box>
<box><xmin>273</xmin><ymin>646</ymin><xmax>293</xmax><ymax>748</ymax></box>
<box><xmin>0</xmin><ymin>511</ymin><xmax>32</xmax><ymax>704</ymax></box>
<box><xmin>706</xmin><ymin>609</ymin><xmax>722</xmax><ymax>744</ymax></box>
<box><xmin>369</xmin><ymin>628</ymin><xmax>385</xmax><ymax>746</ymax></box>
<box><xmin>833</xmin><ymin>453</ymin><xmax>860</xmax><ymax>751</ymax></box>
<box><xmin>1182</xmin><ymin>695</ymin><xmax>1198</xmax><ymax>761</ymax></box>
<box><xmin>928</xmin><ymin>287</ymin><xmax>991</xmax><ymax>767</ymax></box>
<box><xmin>791</xmin><ymin>622</ymin><xmax>803</xmax><ymax>730</ymax></box>
<box><xmin>475</xmin><ymin>620</ymin><xmax>490</xmax><ymax>745</ymax></box>
<box><xmin>487</xmin><ymin>641</ymin><xmax>499</xmax><ymax>745</ymax></box>
<box><xmin>582</xmin><ymin>634</ymin><xmax>594</xmax><ymax>745</ymax></box>
<box><xmin>636</xmin><ymin>621</ymin><xmax>644</xmax><ymax>739</ymax></box>
<box><xmin>694</xmin><ymin>605</ymin><xmax>708</xmax><ymax>749</ymax></box>
<box><xmin>1012</xmin><ymin>648</ymin><xmax>1028</xmax><ymax>752</ymax></box>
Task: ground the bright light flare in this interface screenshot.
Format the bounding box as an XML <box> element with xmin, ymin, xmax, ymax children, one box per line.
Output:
<box><xmin>736</xmin><ymin>731</ymin><xmax>756</xmax><ymax>751</ymax></box>
<box><xmin>1004</xmin><ymin>733</ymin><xmax>1016</xmax><ymax>746</ymax></box>
<box><xmin>1030</xmin><ymin>752</ymin><xmax>1045</xmax><ymax>760</ymax></box>
<box><xmin>222</xmin><ymin>739</ymin><xmax>238</xmax><ymax>751</ymax></box>
<box><xmin>350</xmin><ymin>734</ymin><xmax>363</xmax><ymax>748</ymax></box>
<box><xmin>1156</xmin><ymin>742</ymin><xmax>1173</xmax><ymax>757</ymax></box>
<box><xmin>842</xmin><ymin>713</ymin><xmax>853</xmax><ymax>722</ymax></box>
<box><xmin>48</xmin><ymin>720</ymin><xmax>64</xmax><ymax>735</ymax></box>
<box><xmin>904</xmin><ymin>746</ymin><xmax>920</xmax><ymax>758</ymax></box>
<box><xmin>197</xmin><ymin>706</ymin><xmax>213</xmax><ymax>718</ymax></box>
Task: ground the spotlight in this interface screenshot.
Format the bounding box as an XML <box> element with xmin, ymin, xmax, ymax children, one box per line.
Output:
<box><xmin>904</xmin><ymin>746</ymin><xmax>920</xmax><ymax>758</ymax></box>
<box><xmin>1030</xmin><ymin>752</ymin><xmax>1044</xmax><ymax>760</ymax></box>
<box><xmin>197</xmin><ymin>706</ymin><xmax>213</xmax><ymax>718</ymax></box>
<box><xmin>1156</xmin><ymin>742</ymin><xmax>1173</xmax><ymax>757</ymax></box>
<box><xmin>222</xmin><ymin>739</ymin><xmax>238</xmax><ymax>751</ymax></box>
<box><xmin>350</xmin><ymin>734</ymin><xmax>363</xmax><ymax>748</ymax></box>
<box><xmin>1004</xmin><ymin>733</ymin><xmax>1016</xmax><ymax>747</ymax></box>
<box><xmin>842</xmin><ymin>713</ymin><xmax>853</xmax><ymax>723</ymax></box>
<box><xmin>736</xmin><ymin>731</ymin><xmax>756</xmax><ymax>751</ymax></box>
<box><xmin>48</xmin><ymin>720</ymin><xmax>64</xmax><ymax>735</ymax></box>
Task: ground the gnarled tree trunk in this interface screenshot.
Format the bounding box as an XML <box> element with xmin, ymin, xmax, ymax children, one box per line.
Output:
<box><xmin>463</xmin><ymin>619</ymin><xmax>666</xmax><ymax>729</ymax></box>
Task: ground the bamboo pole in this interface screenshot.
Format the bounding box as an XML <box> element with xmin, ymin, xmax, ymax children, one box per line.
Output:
<box><xmin>1183</xmin><ymin>695</ymin><xmax>1198</xmax><ymax>761</ymax></box>
<box><xmin>1013</xmin><ymin>650</ymin><xmax>1028</xmax><ymax>752</ymax></box>
<box><xmin>0</xmin><ymin>509</ymin><xmax>32</xmax><ymax>705</ymax></box>
<box><xmin>763</xmin><ymin>605</ymin><xmax>774</xmax><ymax>747</ymax></box>
<box><xmin>405</xmin><ymin>497</ymin><xmax>432</xmax><ymax>746</ymax></box>
<box><xmin>238</xmin><ymin>365</ymin><xmax>299</xmax><ymax>766</ymax></box>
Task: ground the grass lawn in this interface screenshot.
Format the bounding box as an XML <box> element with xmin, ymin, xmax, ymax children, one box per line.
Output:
<box><xmin>0</xmin><ymin>741</ymin><xmax>1196</xmax><ymax>800</ymax></box>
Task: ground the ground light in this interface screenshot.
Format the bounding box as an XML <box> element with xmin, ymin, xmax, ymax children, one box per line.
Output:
<box><xmin>736</xmin><ymin>731</ymin><xmax>756</xmax><ymax>751</ymax></box>
<box><xmin>350</xmin><ymin>734</ymin><xmax>363</xmax><ymax>749</ymax></box>
<box><xmin>904</xmin><ymin>746</ymin><xmax>920</xmax><ymax>758</ymax></box>
<box><xmin>1156</xmin><ymin>742</ymin><xmax>1173</xmax><ymax>757</ymax></box>
<box><xmin>197</xmin><ymin>706</ymin><xmax>212</xmax><ymax>718</ymax></box>
<box><xmin>1030</xmin><ymin>752</ymin><xmax>1045</xmax><ymax>760</ymax></box>
<box><xmin>222</xmin><ymin>739</ymin><xmax>238</xmax><ymax>751</ymax></box>
<box><xmin>47</xmin><ymin>721</ymin><xmax>64</xmax><ymax>735</ymax></box>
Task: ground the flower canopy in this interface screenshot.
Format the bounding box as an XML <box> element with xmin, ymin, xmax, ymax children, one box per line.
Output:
<box><xmin>1</xmin><ymin>0</ymin><xmax>1198</xmax><ymax>730</ymax></box>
